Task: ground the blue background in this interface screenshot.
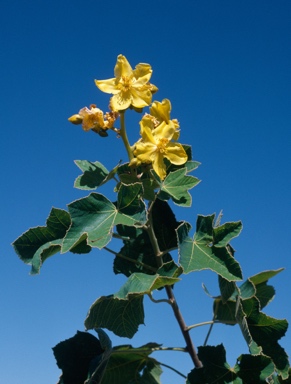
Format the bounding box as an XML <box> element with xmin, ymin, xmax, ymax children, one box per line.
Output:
<box><xmin>1</xmin><ymin>1</ymin><xmax>290</xmax><ymax>383</ymax></box>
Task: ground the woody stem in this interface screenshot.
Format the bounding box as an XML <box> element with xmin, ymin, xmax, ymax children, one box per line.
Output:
<box><xmin>145</xmin><ymin>203</ymin><xmax>203</xmax><ymax>369</ymax></box>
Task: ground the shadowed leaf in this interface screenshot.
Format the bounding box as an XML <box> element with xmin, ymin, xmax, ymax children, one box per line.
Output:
<box><xmin>12</xmin><ymin>208</ymin><xmax>72</xmax><ymax>274</ymax></box>
<box><xmin>85</xmin><ymin>295</ymin><xmax>144</xmax><ymax>338</ymax></box>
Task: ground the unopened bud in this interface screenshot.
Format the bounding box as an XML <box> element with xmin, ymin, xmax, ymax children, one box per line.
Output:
<box><xmin>68</xmin><ymin>114</ymin><xmax>83</xmax><ymax>125</ymax></box>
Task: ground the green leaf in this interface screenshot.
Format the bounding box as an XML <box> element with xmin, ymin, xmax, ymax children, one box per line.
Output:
<box><xmin>86</xmin><ymin>329</ymin><xmax>112</xmax><ymax>384</ymax></box>
<box><xmin>152</xmin><ymin>199</ymin><xmax>181</xmax><ymax>252</ymax></box>
<box><xmin>238</xmin><ymin>279</ymin><xmax>256</xmax><ymax>300</ymax></box>
<box><xmin>219</xmin><ymin>276</ymin><xmax>237</xmax><ymax>303</ymax></box>
<box><xmin>249</xmin><ymin>268</ymin><xmax>284</xmax><ymax>309</ymax></box>
<box><xmin>85</xmin><ymin>295</ymin><xmax>144</xmax><ymax>338</ymax></box>
<box><xmin>52</xmin><ymin>331</ymin><xmax>103</xmax><ymax>384</ymax></box>
<box><xmin>184</xmin><ymin>160</ymin><xmax>201</xmax><ymax>173</ymax></box>
<box><xmin>213</xmin><ymin>221</ymin><xmax>242</xmax><ymax>247</ymax></box>
<box><xmin>62</xmin><ymin>192</ymin><xmax>147</xmax><ymax>253</ymax></box>
<box><xmin>234</xmin><ymin>354</ymin><xmax>275</xmax><ymax>383</ymax></box>
<box><xmin>159</xmin><ymin>167</ymin><xmax>200</xmax><ymax>207</ymax></box>
<box><xmin>114</xmin><ymin>272</ymin><xmax>180</xmax><ymax>299</ymax></box>
<box><xmin>62</xmin><ymin>193</ymin><xmax>116</xmax><ymax>252</ymax></box>
<box><xmin>235</xmin><ymin>297</ymin><xmax>262</xmax><ymax>355</ymax></box>
<box><xmin>12</xmin><ymin>208</ymin><xmax>71</xmax><ymax>274</ymax></box>
<box><xmin>114</xmin><ymin>226</ymin><xmax>172</xmax><ymax>277</ymax></box>
<box><xmin>177</xmin><ymin>218</ymin><xmax>243</xmax><ymax>281</ymax></box>
<box><xmin>243</xmin><ymin>297</ymin><xmax>290</xmax><ymax>378</ymax></box>
<box><xmin>157</xmin><ymin>260</ymin><xmax>183</xmax><ymax>279</ymax></box>
<box><xmin>187</xmin><ymin>344</ymin><xmax>237</xmax><ymax>384</ymax></box>
<box><xmin>100</xmin><ymin>343</ymin><xmax>162</xmax><ymax>384</ymax></box>
<box><xmin>115</xmin><ymin>182</ymin><xmax>147</xmax><ymax>226</ymax></box>
<box><xmin>74</xmin><ymin>160</ymin><xmax>109</xmax><ymax>190</ymax></box>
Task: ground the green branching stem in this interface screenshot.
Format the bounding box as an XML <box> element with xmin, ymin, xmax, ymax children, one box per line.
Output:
<box><xmin>187</xmin><ymin>319</ymin><xmax>236</xmax><ymax>331</ymax></box>
<box><xmin>145</xmin><ymin>202</ymin><xmax>203</xmax><ymax>369</ymax></box>
<box><xmin>159</xmin><ymin>363</ymin><xmax>187</xmax><ymax>379</ymax></box>
<box><xmin>148</xmin><ymin>293</ymin><xmax>172</xmax><ymax>305</ymax></box>
<box><xmin>119</xmin><ymin>111</ymin><xmax>134</xmax><ymax>161</ymax></box>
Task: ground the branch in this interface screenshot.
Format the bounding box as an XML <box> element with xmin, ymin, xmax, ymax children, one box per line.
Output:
<box><xmin>103</xmin><ymin>246</ymin><xmax>157</xmax><ymax>273</ymax></box>
<box><xmin>147</xmin><ymin>293</ymin><xmax>172</xmax><ymax>305</ymax></box>
<box><xmin>145</xmin><ymin>207</ymin><xmax>203</xmax><ymax>369</ymax></box>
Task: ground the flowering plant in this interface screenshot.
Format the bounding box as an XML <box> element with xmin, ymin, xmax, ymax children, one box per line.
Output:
<box><xmin>13</xmin><ymin>55</ymin><xmax>290</xmax><ymax>383</ymax></box>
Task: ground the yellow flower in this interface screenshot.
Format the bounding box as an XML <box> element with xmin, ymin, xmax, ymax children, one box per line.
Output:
<box><xmin>149</xmin><ymin>99</ymin><xmax>180</xmax><ymax>140</ymax></box>
<box><xmin>95</xmin><ymin>55</ymin><xmax>158</xmax><ymax>111</ymax></box>
<box><xmin>68</xmin><ymin>104</ymin><xmax>118</xmax><ymax>134</ymax></box>
<box><xmin>130</xmin><ymin>118</ymin><xmax>187</xmax><ymax>180</ymax></box>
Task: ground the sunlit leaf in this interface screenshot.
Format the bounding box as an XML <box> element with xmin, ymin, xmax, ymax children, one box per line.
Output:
<box><xmin>62</xmin><ymin>193</ymin><xmax>116</xmax><ymax>252</ymax></box>
<box><xmin>62</xmin><ymin>192</ymin><xmax>147</xmax><ymax>253</ymax></box>
<box><xmin>213</xmin><ymin>221</ymin><xmax>242</xmax><ymax>247</ymax></box>
<box><xmin>159</xmin><ymin>167</ymin><xmax>200</xmax><ymax>207</ymax></box>
<box><xmin>177</xmin><ymin>217</ymin><xmax>242</xmax><ymax>281</ymax></box>
<box><xmin>115</xmin><ymin>272</ymin><xmax>180</xmax><ymax>299</ymax></box>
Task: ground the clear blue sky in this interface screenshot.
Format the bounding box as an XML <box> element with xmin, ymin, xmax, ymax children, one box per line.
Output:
<box><xmin>1</xmin><ymin>1</ymin><xmax>290</xmax><ymax>383</ymax></box>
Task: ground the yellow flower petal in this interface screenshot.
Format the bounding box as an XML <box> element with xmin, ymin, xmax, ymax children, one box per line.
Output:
<box><xmin>152</xmin><ymin>153</ymin><xmax>167</xmax><ymax>179</ymax></box>
<box><xmin>164</xmin><ymin>142</ymin><xmax>188</xmax><ymax>165</ymax></box>
<box><xmin>95</xmin><ymin>78</ymin><xmax>118</xmax><ymax>94</ymax></box>
<box><xmin>150</xmin><ymin>99</ymin><xmax>171</xmax><ymax>123</ymax></box>
<box><xmin>110</xmin><ymin>91</ymin><xmax>132</xmax><ymax>111</ymax></box>
<box><xmin>114</xmin><ymin>54</ymin><xmax>133</xmax><ymax>78</ymax></box>
<box><xmin>131</xmin><ymin>88</ymin><xmax>152</xmax><ymax>108</ymax></box>
<box><xmin>153</xmin><ymin>121</ymin><xmax>176</xmax><ymax>141</ymax></box>
<box><xmin>133</xmin><ymin>63</ymin><xmax>152</xmax><ymax>81</ymax></box>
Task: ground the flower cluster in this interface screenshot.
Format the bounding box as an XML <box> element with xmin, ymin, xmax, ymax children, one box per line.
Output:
<box><xmin>129</xmin><ymin>99</ymin><xmax>187</xmax><ymax>180</ymax></box>
<box><xmin>68</xmin><ymin>55</ymin><xmax>188</xmax><ymax>179</ymax></box>
<box><xmin>68</xmin><ymin>105</ymin><xmax>118</xmax><ymax>136</ymax></box>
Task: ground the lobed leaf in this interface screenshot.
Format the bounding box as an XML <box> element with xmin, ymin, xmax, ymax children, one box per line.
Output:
<box><xmin>114</xmin><ymin>225</ymin><xmax>172</xmax><ymax>277</ymax></box>
<box><xmin>114</xmin><ymin>272</ymin><xmax>180</xmax><ymax>299</ymax></box>
<box><xmin>177</xmin><ymin>218</ymin><xmax>243</xmax><ymax>281</ymax></box>
<box><xmin>234</xmin><ymin>354</ymin><xmax>275</xmax><ymax>382</ymax></box>
<box><xmin>187</xmin><ymin>344</ymin><xmax>236</xmax><ymax>383</ymax></box>
<box><xmin>100</xmin><ymin>343</ymin><xmax>162</xmax><ymax>384</ymax></box>
<box><xmin>213</xmin><ymin>221</ymin><xmax>243</xmax><ymax>247</ymax></box>
<box><xmin>12</xmin><ymin>208</ymin><xmax>72</xmax><ymax>274</ymax></box>
<box><xmin>52</xmin><ymin>331</ymin><xmax>103</xmax><ymax>384</ymax></box>
<box><xmin>62</xmin><ymin>192</ymin><xmax>147</xmax><ymax>253</ymax></box>
<box><xmin>74</xmin><ymin>160</ymin><xmax>109</xmax><ymax>190</ymax></box>
<box><xmin>115</xmin><ymin>182</ymin><xmax>147</xmax><ymax>226</ymax></box>
<box><xmin>159</xmin><ymin>167</ymin><xmax>200</xmax><ymax>207</ymax></box>
<box><xmin>85</xmin><ymin>295</ymin><xmax>144</xmax><ymax>339</ymax></box>
<box><xmin>62</xmin><ymin>193</ymin><xmax>116</xmax><ymax>252</ymax></box>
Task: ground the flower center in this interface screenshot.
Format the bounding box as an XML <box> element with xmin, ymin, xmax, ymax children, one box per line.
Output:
<box><xmin>119</xmin><ymin>76</ymin><xmax>133</xmax><ymax>92</ymax></box>
<box><xmin>157</xmin><ymin>138</ymin><xmax>169</xmax><ymax>153</ymax></box>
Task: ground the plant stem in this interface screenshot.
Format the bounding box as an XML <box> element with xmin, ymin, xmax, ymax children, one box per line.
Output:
<box><xmin>119</xmin><ymin>111</ymin><xmax>134</xmax><ymax>161</ymax></box>
<box><xmin>145</xmin><ymin>205</ymin><xmax>203</xmax><ymax>369</ymax></box>
<box><xmin>158</xmin><ymin>363</ymin><xmax>187</xmax><ymax>379</ymax></box>
<box><xmin>103</xmin><ymin>246</ymin><xmax>157</xmax><ymax>273</ymax></box>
